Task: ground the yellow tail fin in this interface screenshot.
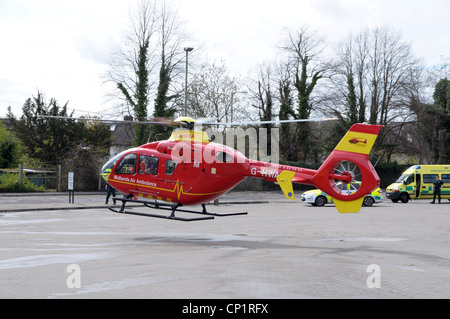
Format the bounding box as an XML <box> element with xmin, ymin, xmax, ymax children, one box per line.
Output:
<box><xmin>332</xmin><ymin>197</ymin><xmax>365</xmax><ymax>213</ymax></box>
<box><xmin>276</xmin><ymin>170</ymin><xmax>296</xmax><ymax>200</ymax></box>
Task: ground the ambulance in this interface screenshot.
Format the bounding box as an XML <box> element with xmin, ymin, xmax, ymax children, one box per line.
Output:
<box><xmin>386</xmin><ymin>165</ymin><xmax>450</xmax><ymax>203</ymax></box>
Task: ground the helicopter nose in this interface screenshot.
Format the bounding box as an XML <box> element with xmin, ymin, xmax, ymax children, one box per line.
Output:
<box><xmin>102</xmin><ymin>168</ymin><xmax>112</xmax><ymax>182</ymax></box>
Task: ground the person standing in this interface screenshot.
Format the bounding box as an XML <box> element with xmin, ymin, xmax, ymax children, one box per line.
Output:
<box><xmin>431</xmin><ymin>175</ymin><xmax>444</xmax><ymax>204</ymax></box>
<box><xmin>105</xmin><ymin>184</ymin><xmax>117</xmax><ymax>205</ymax></box>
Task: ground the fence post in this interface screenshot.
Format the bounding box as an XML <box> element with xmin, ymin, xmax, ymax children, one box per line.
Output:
<box><xmin>18</xmin><ymin>164</ymin><xmax>23</xmax><ymax>190</ymax></box>
<box><xmin>57</xmin><ymin>165</ymin><xmax>61</xmax><ymax>192</ymax></box>
<box><xmin>98</xmin><ymin>166</ymin><xmax>102</xmax><ymax>191</ymax></box>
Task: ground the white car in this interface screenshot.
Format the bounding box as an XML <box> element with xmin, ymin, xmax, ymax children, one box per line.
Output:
<box><xmin>301</xmin><ymin>182</ymin><xmax>384</xmax><ymax>207</ymax></box>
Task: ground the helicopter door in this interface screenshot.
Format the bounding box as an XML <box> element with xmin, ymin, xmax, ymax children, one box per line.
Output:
<box><xmin>138</xmin><ymin>155</ymin><xmax>159</xmax><ymax>175</ymax></box>
<box><xmin>164</xmin><ymin>159</ymin><xmax>178</xmax><ymax>176</ymax></box>
<box><xmin>137</xmin><ymin>155</ymin><xmax>168</xmax><ymax>199</ymax></box>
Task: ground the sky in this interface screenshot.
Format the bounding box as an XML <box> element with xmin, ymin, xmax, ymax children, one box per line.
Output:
<box><xmin>1</xmin><ymin>0</ymin><xmax>449</xmax><ymax>119</ymax></box>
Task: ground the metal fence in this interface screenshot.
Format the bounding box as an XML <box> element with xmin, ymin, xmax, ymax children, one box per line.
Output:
<box><xmin>0</xmin><ymin>165</ymin><xmax>107</xmax><ymax>192</ymax></box>
<box><xmin>0</xmin><ymin>165</ymin><xmax>61</xmax><ymax>191</ymax></box>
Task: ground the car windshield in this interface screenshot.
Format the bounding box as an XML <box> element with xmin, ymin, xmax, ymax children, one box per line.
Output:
<box><xmin>395</xmin><ymin>174</ymin><xmax>409</xmax><ymax>183</ymax></box>
<box><xmin>335</xmin><ymin>182</ymin><xmax>361</xmax><ymax>193</ymax></box>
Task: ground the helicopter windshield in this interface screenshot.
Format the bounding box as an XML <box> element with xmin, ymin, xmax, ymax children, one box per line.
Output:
<box><xmin>101</xmin><ymin>151</ymin><xmax>128</xmax><ymax>179</ymax></box>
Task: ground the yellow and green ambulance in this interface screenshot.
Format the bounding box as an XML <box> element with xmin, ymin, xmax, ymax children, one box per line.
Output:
<box><xmin>386</xmin><ymin>165</ymin><xmax>450</xmax><ymax>203</ymax></box>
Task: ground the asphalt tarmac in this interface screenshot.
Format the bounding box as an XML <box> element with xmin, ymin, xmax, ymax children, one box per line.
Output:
<box><xmin>1</xmin><ymin>191</ymin><xmax>450</xmax><ymax>300</ymax></box>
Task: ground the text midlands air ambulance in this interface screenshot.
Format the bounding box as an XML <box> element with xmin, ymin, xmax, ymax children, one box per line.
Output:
<box><xmin>386</xmin><ymin>165</ymin><xmax>450</xmax><ymax>203</ymax></box>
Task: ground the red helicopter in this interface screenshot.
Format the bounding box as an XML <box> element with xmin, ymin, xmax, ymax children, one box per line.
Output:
<box><xmin>98</xmin><ymin>116</ymin><xmax>383</xmax><ymax>221</ymax></box>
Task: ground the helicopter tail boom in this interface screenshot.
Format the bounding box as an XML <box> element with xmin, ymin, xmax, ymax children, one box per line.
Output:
<box><xmin>249</xmin><ymin>123</ymin><xmax>383</xmax><ymax>213</ymax></box>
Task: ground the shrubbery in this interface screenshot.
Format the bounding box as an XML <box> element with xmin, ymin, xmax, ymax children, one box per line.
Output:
<box><xmin>0</xmin><ymin>173</ymin><xmax>46</xmax><ymax>193</ymax></box>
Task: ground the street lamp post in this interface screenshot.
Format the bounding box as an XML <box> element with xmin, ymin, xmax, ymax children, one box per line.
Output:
<box><xmin>184</xmin><ymin>47</ymin><xmax>194</xmax><ymax>116</ymax></box>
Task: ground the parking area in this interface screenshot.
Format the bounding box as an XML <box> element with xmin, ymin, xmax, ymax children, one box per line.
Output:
<box><xmin>1</xmin><ymin>192</ymin><xmax>450</xmax><ymax>299</ymax></box>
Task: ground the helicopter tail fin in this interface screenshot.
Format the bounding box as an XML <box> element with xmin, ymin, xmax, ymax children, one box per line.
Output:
<box><xmin>332</xmin><ymin>197</ymin><xmax>365</xmax><ymax>214</ymax></box>
<box><xmin>312</xmin><ymin>123</ymin><xmax>384</xmax><ymax>213</ymax></box>
<box><xmin>276</xmin><ymin>170</ymin><xmax>296</xmax><ymax>200</ymax></box>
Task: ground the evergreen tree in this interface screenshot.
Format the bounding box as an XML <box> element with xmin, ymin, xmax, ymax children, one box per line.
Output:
<box><xmin>7</xmin><ymin>91</ymin><xmax>111</xmax><ymax>166</ymax></box>
<box><xmin>0</xmin><ymin>121</ymin><xmax>20</xmax><ymax>168</ymax></box>
<box><xmin>433</xmin><ymin>78</ymin><xmax>450</xmax><ymax>113</ymax></box>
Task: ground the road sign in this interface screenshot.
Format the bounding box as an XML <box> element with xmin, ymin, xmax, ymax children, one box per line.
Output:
<box><xmin>68</xmin><ymin>172</ymin><xmax>74</xmax><ymax>191</ymax></box>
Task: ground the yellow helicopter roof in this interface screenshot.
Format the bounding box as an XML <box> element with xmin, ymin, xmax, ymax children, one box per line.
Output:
<box><xmin>169</xmin><ymin>129</ymin><xmax>210</xmax><ymax>143</ymax></box>
<box><xmin>174</xmin><ymin>116</ymin><xmax>196</xmax><ymax>124</ymax></box>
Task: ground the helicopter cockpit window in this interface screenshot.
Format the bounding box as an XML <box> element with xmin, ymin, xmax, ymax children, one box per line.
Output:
<box><xmin>165</xmin><ymin>160</ymin><xmax>178</xmax><ymax>175</ymax></box>
<box><xmin>102</xmin><ymin>150</ymin><xmax>127</xmax><ymax>175</ymax></box>
<box><xmin>115</xmin><ymin>153</ymin><xmax>137</xmax><ymax>174</ymax></box>
<box><xmin>216</xmin><ymin>151</ymin><xmax>233</xmax><ymax>163</ymax></box>
<box><xmin>138</xmin><ymin>155</ymin><xmax>159</xmax><ymax>175</ymax></box>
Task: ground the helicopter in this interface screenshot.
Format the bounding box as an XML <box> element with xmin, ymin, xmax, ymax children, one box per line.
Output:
<box><xmin>92</xmin><ymin>116</ymin><xmax>384</xmax><ymax>221</ymax></box>
<box><xmin>39</xmin><ymin>115</ymin><xmax>382</xmax><ymax>220</ymax></box>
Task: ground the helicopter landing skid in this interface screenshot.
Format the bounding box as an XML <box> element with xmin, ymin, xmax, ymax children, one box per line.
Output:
<box><xmin>108</xmin><ymin>197</ymin><xmax>247</xmax><ymax>222</ymax></box>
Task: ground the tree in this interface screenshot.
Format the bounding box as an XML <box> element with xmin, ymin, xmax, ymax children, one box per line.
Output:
<box><xmin>0</xmin><ymin>121</ymin><xmax>20</xmax><ymax>168</ymax></box>
<box><xmin>7</xmin><ymin>91</ymin><xmax>83</xmax><ymax>165</ymax></box>
<box><xmin>151</xmin><ymin>1</ymin><xmax>188</xmax><ymax>141</ymax></box>
<box><xmin>322</xmin><ymin>27</ymin><xmax>423</xmax><ymax>162</ymax></box>
<box><xmin>248</xmin><ymin>65</ymin><xmax>276</xmax><ymax>156</ymax></box>
<box><xmin>107</xmin><ymin>0</ymin><xmax>188</xmax><ymax>144</ymax></box>
<box><xmin>366</xmin><ymin>28</ymin><xmax>420</xmax><ymax>127</ymax></box>
<box><xmin>431</xmin><ymin>78</ymin><xmax>450</xmax><ymax>163</ymax></box>
<box><xmin>187</xmin><ymin>59</ymin><xmax>241</xmax><ymax>122</ymax></box>
<box><xmin>276</xmin><ymin>64</ymin><xmax>297</xmax><ymax>161</ymax></box>
<box><xmin>335</xmin><ymin>32</ymin><xmax>370</xmax><ymax>125</ymax></box>
<box><xmin>279</xmin><ymin>26</ymin><xmax>331</xmax><ymax>162</ymax></box>
<box><xmin>7</xmin><ymin>91</ymin><xmax>111</xmax><ymax>166</ymax></box>
<box><xmin>433</xmin><ymin>78</ymin><xmax>450</xmax><ymax>112</ymax></box>
<box><xmin>109</xmin><ymin>0</ymin><xmax>157</xmax><ymax>146</ymax></box>
<box><xmin>249</xmin><ymin>66</ymin><xmax>275</xmax><ymax>122</ymax></box>
<box><xmin>62</xmin><ymin>146</ymin><xmax>106</xmax><ymax>191</ymax></box>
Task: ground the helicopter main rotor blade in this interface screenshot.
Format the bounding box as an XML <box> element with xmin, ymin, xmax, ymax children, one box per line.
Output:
<box><xmin>197</xmin><ymin>117</ymin><xmax>338</xmax><ymax>126</ymax></box>
<box><xmin>37</xmin><ymin>115</ymin><xmax>187</xmax><ymax>127</ymax></box>
<box><xmin>37</xmin><ymin>115</ymin><xmax>337</xmax><ymax>128</ymax></box>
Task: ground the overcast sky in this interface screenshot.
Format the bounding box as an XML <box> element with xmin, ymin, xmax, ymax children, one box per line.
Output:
<box><xmin>1</xmin><ymin>0</ymin><xmax>449</xmax><ymax>118</ymax></box>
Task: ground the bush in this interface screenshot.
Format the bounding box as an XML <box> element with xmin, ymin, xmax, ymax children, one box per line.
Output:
<box><xmin>375</xmin><ymin>162</ymin><xmax>413</xmax><ymax>189</ymax></box>
<box><xmin>0</xmin><ymin>173</ymin><xmax>46</xmax><ymax>192</ymax></box>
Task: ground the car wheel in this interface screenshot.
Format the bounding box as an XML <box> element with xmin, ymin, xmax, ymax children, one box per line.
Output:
<box><xmin>315</xmin><ymin>195</ymin><xmax>327</xmax><ymax>207</ymax></box>
<box><xmin>400</xmin><ymin>192</ymin><xmax>409</xmax><ymax>203</ymax></box>
<box><xmin>363</xmin><ymin>196</ymin><xmax>375</xmax><ymax>207</ymax></box>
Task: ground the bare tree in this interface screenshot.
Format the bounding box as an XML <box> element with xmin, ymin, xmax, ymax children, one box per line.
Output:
<box><xmin>105</xmin><ymin>0</ymin><xmax>189</xmax><ymax>145</ymax></box>
<box><xmin>246</xmin><ymin>64</ymin><xmax>277</xmax><ymax>156</ymax></box>
<box><xmin>278</xmin><ymin>26</ymin><xmax>332</xmax><ymax>162</ymax></box>
<box><xmin>327</xmin><ymin>31</ymin><xmax>370</xmax><ymax>125</ymax></box>
<box><xmin>187</xmin><ymin>59</ymin><xmax>242</xmax><ymax>123</ymax></box>
<box><xmin>151</xmin><ymin>0</ymin><xmax>190</xmax><ymax>140</ymax></box>
<box><xmin>106</xmin><ymin>0</ymin><xmax>158</xmax><ymax>118</ymax></box>
<box><xmin>274</xmin><ymin>61</ymin><xmax>297</xmax><ymax>161</ymax></box>
<box><xmin>367</xmin><ymin>27</ymin><xmax>421</xmax><ymax>127</ymax></box>
<box><xmin>324</xmin><ymin>27</ymin><xmax>424</xmax><ymax>161</ymax></box>
<box><xmin>248</xmin><ymin>65</ymin><xmax>275</xmax><ymax>123</ymax></box>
